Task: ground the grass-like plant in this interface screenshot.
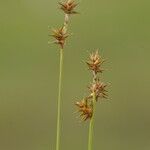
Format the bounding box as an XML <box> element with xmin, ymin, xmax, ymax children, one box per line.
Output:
<box><xmin>75</xmin><ymin>50</ymin><xmax>108</xmax><ymax>150</ymax></box>
<box><xmin>49</xmin><ymin>1</ymin><xmax>79</xmax><ymax>150</ymax></box>
<box><xmin>49</xmin><ymin>1</ymin><xmax>108</xmax><ymax>150</ymax></box>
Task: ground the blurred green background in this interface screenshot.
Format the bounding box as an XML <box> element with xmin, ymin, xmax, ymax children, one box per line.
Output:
<box><xmin>0</xmin><ymin>0</ymin><xmax>150</xmax><ymax>150</ymax></box>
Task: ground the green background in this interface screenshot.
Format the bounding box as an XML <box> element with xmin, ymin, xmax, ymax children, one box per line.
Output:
<box><xmin>0</xmin><ymin>0</ymin><xmax>150</xmax><ymax>150</ymax></box>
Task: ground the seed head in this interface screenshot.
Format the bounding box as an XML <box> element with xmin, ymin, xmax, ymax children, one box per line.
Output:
<box><xmin>51</xmin><ymin>26</ymin><xmax>68</xmax><ymax>48</ymax></box>
<box><xmin>86</xmin><ymin>50</ymin><xmax>105</xmax><ymax>74</ymax></box>
<box><xmin>88</xmin><ymin>80</ymin><xmax>108</xmax><ymax>100</ymax></box>
<box><xmin>75</xmin><ymin>50</ymin><xmax>108</xmax><ymax>122</ymax></box>
<box><xmin>59</xmin><ymin>0</ymin><xmax>78</xmax><ymax>14</ymax></box>
<box><xmin>75</xmin><ymin>99</ymin><xmax>93</xmax><ymax>121</ymax></box>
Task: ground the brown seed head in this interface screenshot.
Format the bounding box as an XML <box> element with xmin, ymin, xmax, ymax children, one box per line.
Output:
<box><xmin>76</xmin><ymin>99</ymin><xmax>87</xmax><ymax>108</ymax></box>
<box><xmin>59</xmin><ymin>0</ymin><xmax>78</xmax><ymax>14</ymax></box>
<box><xmin>75</xmin><ymin>50</ymin><xmax>108</xmax><ymax>122</ymax></box>
<box><xmin>88</xmin><ymin>80</ymin><xmax>108</xmax><ymax>100</ymax></box>
<box><xmin>86</xmin><ymin>50</ymin><xmax>105</xmax><ymax>74</ymax></box>
<box><xmin>51</xmin><ymin>26</ymin><xmax>68</xmax><ymax>48</ymax></box>
<box><xmin>75</xmin><ymin>99</ymin><xmax>93</xmax><ymax>121</ymax></box>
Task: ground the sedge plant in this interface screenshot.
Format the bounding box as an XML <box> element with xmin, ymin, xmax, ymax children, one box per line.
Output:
<box><xmin>75</xmin><ymin>50</ymin><xmax>108</xmax><ymax>150</ymax></box>
<box><xmin>49</xmin><ymin>1</ymin><xmax>79</xmax><ymax>150</ymax></box>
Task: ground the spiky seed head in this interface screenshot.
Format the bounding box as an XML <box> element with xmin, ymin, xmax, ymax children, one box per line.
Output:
<box><xmin>75</xmin><ymin>99</ymin><xmax>93</xmax><ymax>121</ymax></box>
<box><xmin>88</xmin><ymin>80</ymin><xmax>108</xmax><ymax>100</ymax></box>
<box><xmin>59</xmin><ymin>0</ymin><xmax>79</xmax><ymax>14</ymax></box>
<box><xmin>75</xmin><ymin>50</ymin><xmax>108</xmax><ymax>122</ymax></box>
<box><xmin>86</xmin><ymin>50</ymin><xmax>105</xmax><ymax>74</ymax></box>
<box><xmin>51</xmin><ymin>26</ymin><xmax>68</xmax><ymax>48</ymax></box>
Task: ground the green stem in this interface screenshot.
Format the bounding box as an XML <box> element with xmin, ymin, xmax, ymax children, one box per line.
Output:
<box><xmin>56</xmin><ymin>48</ymin><xmax>64</xmax><ymax>150</ymax></box>
<box><xmin>88</xmin><ymin>93</ymin><xmax>96</xmax><ymax>150</ymax></box>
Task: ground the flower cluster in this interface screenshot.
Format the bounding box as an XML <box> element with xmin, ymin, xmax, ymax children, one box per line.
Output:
<box><xmin>75</xmin><ymin>99</ymin><xmax>93</xmax><ymax>121</ymax></box>
<box><xmin>50</xmin><ymin>0</ymin><xmax>78</xmax><ymax>48</ymax></box>
<box><xmin>51</xmin><ymin>26</ymin><xmax>68</xmax><ymax>48</ymax></box>
<box><xmin>59</xmin><ymin>0</ymin><xmax>78</xmax><ymax>14</ymax></box>
<box><xmin>76</xmin><ymin>50</ymin><xmax>108</xmax><ymax>121</ymax></box>
<box><xmin>88</xmin><ymin>80</ymin><xmax>108</xmax><ymax>100</ymax></box>
<box><xmin>86</xmin><ymin>50</ymin><xmax>105</xmax><ymax>74</ymax></box>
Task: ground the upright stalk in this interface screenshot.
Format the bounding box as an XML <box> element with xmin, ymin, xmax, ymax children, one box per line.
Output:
<box><xmin>75</xmin><ymin>50</ymin><xmax>108</xmax><ymax>150</ymax></box>
<box><xmin>56</xmin><ymin>48</ymin><xmax>63</xmax><ymax>150</ymax></box>
<box><xmin>88</xmin><ymin>93</ymin><xmax>96</xmax><ymax>150</ymax></box>
<box><xmin>55</xmin><ymin>14</ymin><xmax>68</xmax><ymax>150</ymax></box>
<box><xmin>50</xmin><ymin>1</ymin><xmax>79</xmax><ymax>150</ymax></box>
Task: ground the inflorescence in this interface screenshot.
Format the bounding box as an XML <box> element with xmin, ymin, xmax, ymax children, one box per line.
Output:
<box><xmin>59</xmin><ymin>0</ymin><xmax>79</xmax><ymax>14</ymax></box>
<box><xmin>50</xmin><ymin>0</ymin><xmax>78</xmax><ymax>48</ymax></box>
<box><xmin>75</xmin><ymin>50</ymin><xmax>108</xmax><ymax>121</ymax></box>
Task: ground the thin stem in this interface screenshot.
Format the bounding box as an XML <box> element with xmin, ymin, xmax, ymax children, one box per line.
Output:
<box><xmin>88</xmin><ymin>93</ymin><xmax>96</xmax><ymax>150</ymax></box>
<box><xmin>56</xmin><ymin>12</ymin><xmax>69</xmax><ymax>150</ymax></box>
<box><xmin>56</xmin><ymin>48</ymin><xmax>64</xmax><ymax>150</ymax></box>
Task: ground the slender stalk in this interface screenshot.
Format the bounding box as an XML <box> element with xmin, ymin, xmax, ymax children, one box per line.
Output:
<box><xmin>88</xmin><ymin>92</ymin><xmax>96</xmax><ymax>150</ymax></box>
<box><xmin>75</xmin><ymin>51</ymin><xmax>107</xmax><ymax>150</ymax></box>
<box><xmin>56</xmin><ymin>48</ymin><xmax>64</xmax><ymax>150</ymax></box>
<box><xmin>55</xmin><ymin>12</ymin><xmax>69</xmax><ymax>150</ymax></box>
<box><xmin>51</xmin><ymin>1</ymin><xmax>78</xmax><ymax>150</ymax></box>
